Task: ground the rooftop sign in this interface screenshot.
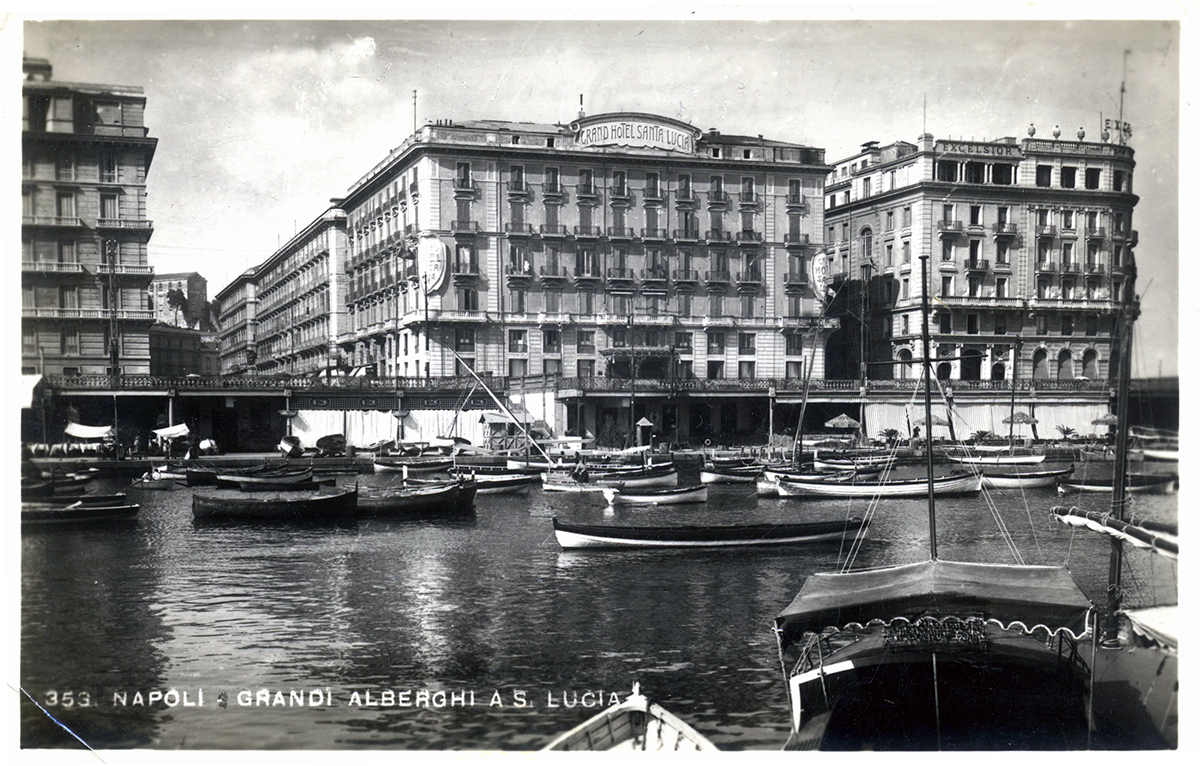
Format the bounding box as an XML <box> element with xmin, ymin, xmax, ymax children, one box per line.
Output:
<box><xmin>571</xmin><ymin>113</ymin><xmax>701</xmax><ymax>154</ymax></box>
<box><xmin>936</xmin><ymin>140</ymin><xmax>1024</xmax><ymax>159</ymax></box>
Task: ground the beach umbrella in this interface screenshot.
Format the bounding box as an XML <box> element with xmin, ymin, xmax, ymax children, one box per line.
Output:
<box><xmin>913</xmin><ymin>414</ymin><xmax>950</xmax><ymax>427</ymax></box>
<box><xmin>1092</xmin><ymin>413</ymin><xmax>1120</xmax><ymax>426</ymax></box>
<box><xmin>824</xmin><ymin>413</ymin><xmax>861</xmax><ymax>429</ymax></box>
<box><xmin>1003</xmin><ymin>411</ymin><xmax>1039</xmax><ymax>440</ymax></box>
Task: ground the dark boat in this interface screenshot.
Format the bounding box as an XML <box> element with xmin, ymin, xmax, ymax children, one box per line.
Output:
<box><xmin>980</xmin><ymin>464</ymin><xmax>1074</xmax><ymax>488</ymax></box>
<box><xmin>233</xmin><ymin>478</ymin><xmax>336</xmax><ymax>492</ymax></box>
<box><xmin>215</xmin><ymin>467</ymin><xmax>313</xmax><ymax>488</ymax></box>
<box><xmin>1058</xmin><ymin>471</ymin><xmax>1177</xmax><ymax>495</ymax></box>
<box><xmin>192</xmin><ymin>487</ymin><xmax>358</xmax><ymax>521</ymax></box>
<box><xmin>23</xmin><ymin>494</ymin><xmax>140</xmax><ymax>525</ymax></box>
<box><xmin>551</xmin><ymin>516</ymin><xmax>867</xmax><ymax>549</ymax></box>
<box><xmin>373</xmin><ymin>456</ymin><xmax>455</xmax><ymax>474</ymax></box>
<box><xmin>187</xmin><ymin>462</ymin><xmax>298</xmax><ymax>487</ymax></box>
<box><xmin>356</xmin><ymin>480</ymin><xmax>476</xmax><ymax>516</ymax></box>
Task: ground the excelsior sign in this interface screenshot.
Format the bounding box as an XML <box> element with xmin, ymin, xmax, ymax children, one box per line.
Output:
<box><xmin>936</xmin><ymin>140</ymin><xmax>1023</xmax><ymax>158</ymax></box>
<box><xmin>573</xmin><ymin>114</ymin><xmax>700</xmax><ymax>154</ymax></box>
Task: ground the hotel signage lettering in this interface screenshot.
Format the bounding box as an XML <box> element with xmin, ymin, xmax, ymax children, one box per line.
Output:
<box><xmin>574</xmin><ymin>115</ymin><xmax>700</xmax><ymax>154</ymax></box>
<box><xmin>936</xmin><ymin>140</ymin><xmax>1024</xmax><ymax>158</ymax></box>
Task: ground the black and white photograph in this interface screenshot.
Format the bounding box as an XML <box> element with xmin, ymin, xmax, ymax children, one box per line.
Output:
<box><xmin>9</xmin><ymin>5</ymin><xmax>1183</xmax><ymax>756</ymax></box>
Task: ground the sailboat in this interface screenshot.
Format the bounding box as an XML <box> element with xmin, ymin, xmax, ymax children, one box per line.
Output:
<box><xmin>772</xmin><ymin>254</ymin><xmax>1097</xmax><ymax>750</ymax></box>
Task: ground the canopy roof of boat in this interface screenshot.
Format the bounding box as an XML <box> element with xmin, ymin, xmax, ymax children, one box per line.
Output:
<box><xmin>775</xmin><ymin>560</ymin><xmax>1093</xmax><ymax>648</ymax></box>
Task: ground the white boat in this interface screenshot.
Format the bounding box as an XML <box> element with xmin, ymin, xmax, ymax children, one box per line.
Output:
<box><xmin>601</xmin><ymin>484</ymin><xmax>708</xmax><ymax>505</ymax></box>
<box><xmin>757</xmin><ymin>469</ymin><xmax>856</xmax><ymax>498</ymax></box>
<box><xmin>813</xmin><ymin>454</ymin><xmax>896</xmax><ymax>471</ymax></box>
<box><xmin>980</xmin><ymin>465</ymin><xmax>1074</xmax><ymax>489</ymax></box>
<box><xmin>1058</xmin><ymin>474</ymin><xmax>1177</xmax><ymax>495</ymax></box>
<box><xmin>947</xmin><ymin>453</ymin><xmax>1046</xmax><ymax>466</ymax></box>
<box><xmin>699</xmin><ymin>465</ymin><xmax>763</xmax><ymax>484</ymax></box>
<box><xmin>552</xmin><ymin>516</ymin><xmax>868</xmax><ymax>550</ymax></box>
<box><xmin>777</xmin><ymin>471</ymin><xmax>982</xmax><ymax>499</ymax></box>
<box><xmin>542</xmin><ymin>683</ymin><xmax>716</xmax><ymax>751</ymax></box>
<box><xmin>544</xmin><ymin>466</ymin><xmax>680</xmax><ymax>491</ymax></box>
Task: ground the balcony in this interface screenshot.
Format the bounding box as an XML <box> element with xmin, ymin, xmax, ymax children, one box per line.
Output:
<box><xmin>98</xmin><ymin>263</ymin><xmax>154</xmax><ymax>276</ymax></box>
<box><xmin>784</xmin><ymin>233</ymin><xmax>811</xmax><ymax>248</ymax></box>
<box><xmin>785</xmin><ymin>193</ymin><xmax>807</xmax><ymax>210</ymax></box>
<box><xmin>507</xmin><ymin>181</ymin><xmax>531</xmax><ymax>200</ymax></box>
<box><xmin>993</xmin><ymin>260</ymin><xmax>1013</xmax><ymax>272</ymax></box>
<box><xmin>1085</xmin><ymin>226</ymin><xmax>1107</xmax><ymax>241</ymax></box>
<box><xmin>965</xmin><ymin>259</ymin><xmax>990</xmax><ymax>273</ymax></box>
<box><xmin>95</xmin><ymin>218</ymin><xmax>153</xmax><ymax>231</ymax></box>
<box><xmin>736</xmin><ymin>271</ymin><xmax>763</xmax><ymax>291</ymax></box>
<box><xmin>450</xmin><ymin>221</ymin><xmax>480</xmax><ymax>237</ymax></box>
<box><xmin>573</xmin><ymin>182</ymin><xmax>594</xmax><ymax>200</ymax></box>
<box><xmin>539</xmin><ymin>265</ymin><xmax>569</xmax><ymax>286</ymax></box>
<box><xmin>22</xmin><ymin>261</ymin><xmax>84</xmax><ymax>274</ymax></box>
<box><xmin>451</xmin><ymin>262</ymin><xmax>481</xmax><ymax>285</ymax></box>
<box><xmin>937</xmin><ymin>220</ymin><xmax>964</xmax><ymax>238</ymax></box>
<box><xmin>1035</xmin><ymin>261</ymin><xmax>1059</xmax><ymax>274</ymax></box>
<box><xmin>574</xmin><ymin>225</ymin><xmax>602</xmax><ymax>239</ymax></box>
<box><xmin>22</xmin><ymin>307</ymin><xmax>155</xmax><ymax>321</ymax></box>
<box><xmin>607</xmin><ymin>226</ymin><xmax>635</xmax><ymax>241</ymax></box>
<box><xmin>705</xmin><ymin>229</ymin><xmax>732</xmax><ymax>243</ymax></box>
<box><xmin>992</xmin><ymin>222</ymin><xmax>1018</xmax><ymax>238</ymax></box>
<box><xmin>641</xmin><ymin>227</ymin><xmax>667</xmax><ymax>241</ymax></box>
<box><xmin>572</xmin><ymin>268</ymin><xmax>603</xmax><ymax>288</ymax></box>
<box><xmin>606</xmin><ymin>267</ymin><xmax>637</xmax><ymax>291</ymax></box>
<box><xmin>736</xmin><ymin>230</ymin><xmax>763</xmax><ymax>244</ymax></box>
<box><xmin>23</xmin><ymin>215</ymin><xmax>82</xmax><ymax>228</ymax></box>
<box><xmin>705</xmin><ymin>270</ymin><xmax>732</xmax><ymax>287</ymax></box>
<box><xmin>675</xmin><ymin>189</ymin><xmax>697</xmax><ymax>205</ymax></box>
<box><xmin>674</xmin><ymin>228</ymin><xmax>701</xmax><ymax>242</ymax></box>
<box><xmin>610</xmin><ymin>185</ymin><xmax>633</xmax><ymax>203</ymax></box>
<box><xmin>452</xmin><ymin>177</ymin><xmax>477</xmax><ymax>197</ymax></box>
<box><xmin>504</xmin><ymin>264</ymin><xmax>534</xmax><ymax>288</ymax></box>
<box><xmin>505</xmin><ymin>222</ymin><xmax>534</xmax><ymax>237</ymax></box>
<box><xmin>936</xmin><ymin>295</ymin><xmax>1027</xmax><ymax>309</ymax></box>
<box><xmin>706</xmin><ymin>190</ymin><xmax>730</xmax><ymax>206</ymax></box>
<box><xmin>1085</xmin><ymin>262</ymin><xmax>1108</xmax><ymax>275</ymax></box>
<box><xmin>643</xmin><ymin>186</ymin><xmax>664</xmax><ymax>204</ymax></box>
<box><xmin>672</xmin><ymin>269</ymin><xmax>700</xmax><ymax>287</ymax></box>
<box><xmin>1061</xmin><ymin>262</ymin><xmax>1083</xmax><ymax>274</ymax></box>
<box><xmin>783</xmin><ymin>271</ymin><xmax>808</xmax><ymax>293</ymax></box>
<box><xmin>641</xmin><ymin>268</ymin><xmax>669</xmax><ymax>292</ymax></box>
<box><xmin>1036</xmin><ymin>224</ymin><xmax>1058</xmax><ymax>238</ymax></box>
<box><xmin>738</xmin><ymin>191</ymin><xmax>758</xmax><ymax>206</ymax></box>
<box><xmin>540</xmin><ymin>223</ymin><xmax>568</xmax><ymax>238</ymax></box>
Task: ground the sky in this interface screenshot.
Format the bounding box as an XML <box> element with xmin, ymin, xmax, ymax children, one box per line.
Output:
<box><xmin>12</xmin><ymin>10</ymin><xmax>1185</xmax><ymax>378</ymax></box>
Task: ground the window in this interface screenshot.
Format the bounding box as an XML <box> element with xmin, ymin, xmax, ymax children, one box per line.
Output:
<box><xmin>741</xmin><ymin>295</ymin><xmax>755</xmax><ymax>318</ymax></box>
<box><xmin>996</xmin><ymin>277</ymin><xmax>1008</xmax><ymax>298</ymax></box>
<box><xmin>996</xmin><ymin>241</ymin><xmax>1009</xmax><ymax>264</ymax></box>
<box><xmin>461</xmin><ymin>199</ymin><xmax>476</xmax><ymax>224</ymax></box>
<box><xmin>508</xmin><ymin>358</ymin><xmax>528</xmax><ymax>378</ymax></box>
<box><xmin>937</xmin><ymin>160</ymin><xmax>958</xmax><ymax>182</ymax></box>
<box><xmin>454</xmin><ymin>328</ymin><xmax>475</xmax><ymax>352</ymax></box>
<box><xmin>675</xmin><ymin>332</ymin><xmax>692</xmax><ymax>352</ymax></box>
<box><xmin>942</xmin><ymin>239</ymin><xmax>954</xmax><ymax>261</ymax></box>
<box><xmin>1036</xmin><ymin>165</ymin><xmax>1052</xmax><ymax>187</ymax></box>
<box><xmin>786</xmin><ymin>360</ymin><xmax>803</xmax><ymax>378</ymax></box>
<box><xmin>577</xmin><ymin>330</ymin><xmax>595</xmax><ymax>352</ymax></box>
<box><xmin>95</xmin><ymin>102</ymin><xmax>121</xmax><ymax>125</ymax></box>
<box><xmin>942</xmin><ymin>204</ymin><xmax>955</xmax><ymax>223</ymax></box>
<box><xmin>992</xmin><ymin>164</ymin><xmax>1014</xmax><ymax>185</ymax></box>
<box><xmin>707</xmin><ymin>293</ymin><xmax>724</xmax><ymax>318</ymax></box>
<box><xmin>995</xmin><ymin>314</ymin><xmax>1008</xmax><ymax>334</ymax></box>
<box><xmin>788</xmin><ymin>179</ymin><xmax>802</xmax><ymax>202</ymax></box>
<box><xmin>1113</xmin><ymin>171</ymin><xmax>1126</xmax><ymax>192</ymax></box>
<box><xmin>545</xmin><ymin>290</ymin><xmax>561</xmax><ymax>313</ymax></box>
<box><xmin>60</xmin><ymin>328</ymin><xmax>79</xmax><ymax>355</ymax></box>
<box><xmin>1085</xmin><ymin>168</ymin><xmax>1101</xmax><ymax>189</ymax></box>
<box><xmin>56</xmin><ymin>192</ymin><xmax>75</xmax><ymax>219</ymax></box>
<box><xmin>707</xmin><ymin>331</ymin><xmax>726</xmax><ymax>354</ymax></box>
<box><xmin>1061</xmin><ymin>167</ymin><xmax>1076</xmax><ymax>188</ymax></box>
<box><xmin>738</xmin><ymin>333</ymin><xmax>756</xmax><ymax>354</ymax></box>
<box><xmin>969</xmin><ymin>205</ymin><xmax>981</xmax><ymax>226</ymax></box>
<box><xmin>786</xmin><ymin>295</ymin><xmax>802</xmax><ymax>318</ymax></box>
<box><xmin>785</xmin><ymin>333</ymin><xmax>804</xmax><ymax>355</ymax></box>
<box><xmin>968</xmin><ymin>275</ymin><xmax>981</xmax><ymax>297</ymax></box>
<box><xmin>612</xmin><ymin>170</ymin><xmax>627</xmax><ymax>195</ymax></box>
<box><xmin>1062</xmin><ymin>315</ymin><xmax>1074</xmax><ymax>335</ymax></box>
<box><xmin>1063</xmin><ymin>242</ymin><xmax>1074</xmax><ymax>265</ymax></box>
<box><xmin>738</xmin><ymin>361</ymin><xmax>756</xmax><ymax>380</ymax></box>
<box><xmin>508</xmin><ymin>329</ymin><xmax>528</xmax><ymax>353</ymax></box>
<box><xmin>546</xmin><ymin>137</ymin><xmax>555</xmax><ymax>148</ymax></box>
<box><xmin>885</xmin><ymin>211</ymin><xmax>894</xmax><ymax>231</ymax></box>
<box><xmin>966</xmin><ymin>314</ymin><xmax>979</xmax><ymax>335</ymax></box>
<box><xmin>1036</xmin><ymin>315</ymin><xmax>1049</xmax><ymax>334</ymax></box>
<box><xmin>969</xmin><ymin>240</ymin><xmax>981</xmax><ymax>262</ymax></box>
<box><xmin>456</xmin><ymin>162</ymin><xmax>471</xmax><ymax>187</ymax></box>
<box><xmin>56</xmin><ymin>153</ymin><xmax>75</xmax><ymax>180</ymax></box>
<box><xmin>941</xmin><ymin>276</ymin><xmax>953</xmax><ymax>296</ymax></box>
<box><xmin>902</xmin><ymin>315</ymin><xmax>910</xmax><ymax>335</ymax></box>
<box><xmin>964</xmin><ymin>162</ymin><xmax>985</xmax><ymax>184</ymax></box>
<box><xmin>458</xmin><ymin>287</ymin><xmax>478</xmax><ymax>311</ymax></box>
<box><xmin>1062</xmin><ymin>210</ymin><xmax>1075</xmax><ymax>230</ymax></box>
<box><xmin>902</xmin><ymin>206</ymin><xmax>912</xmax><ymax>227</ymax></box>
<box><xmin>678</xmin><ymin>174</ymin><xmax>692</xmax><ymax>198</ymax></box>
<box><xmin>646</xmin><ymin>172</ymin><xmax>660</xmax><ymax>197</ymax></box>
<box><xmin>861</xmin><ymin>177</ymin><xmax>871</xmax><ymax>198</ymax></box>
<box><xmin>706</xmin><ymin>360</ymin><xmax>724</xmax><ymax>379</ymax></box>
<box><xmin>580</xmin><ymin>291</ymin><xmax>595</xmax><ymax>314</ymax></box>
<box><xmin>901</xmin><ymin>278</ymin><xmax>909</xmax><ymax>299</ymax></box>
<box><xmin>885</xmin><ymin>243</ymin><xmax>893</xmax><ymax>267</ymax></box>
<box><xmin>1062</xmin><ymin>278</ymin><xmax>1075</xmax><ymax>300</ymax></box>
<box><xmin>902</xmin><ymin>241</ymin><xmax>911</xmax><ymax>264</ymax></box>
<box><xmin>543</xmin><ymin>329</ymin><xmax>561</xmax><ymax>353</ymax></box>
<box><xmin>510</xmin><ymin>165</ymin><xmax>525</xmax><ymax>190</ymax></box>
<box><xmin>938</xmin><ymin>312</ymin><xmax>952</xmax><ymax>334</ymax></box>
<box><xmin>1086</xmin><ymin>315</ymin><xmax>1099</xmax><ymax>336</ymax></box>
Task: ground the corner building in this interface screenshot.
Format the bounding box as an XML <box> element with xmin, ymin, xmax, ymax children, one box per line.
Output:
<box><xmin>337</xmin><ymin>112</ymin><xmax>835</xmax><ymax>446</ymax></box>
<box><xmin>21</xmin><ymin>57</ymin><xmax>157</xmax><ymax>376</ymax></box>
<box><xmin>821</xmin><ymin>130</ymin><xmax>1136</xmax><ymax>435</ymax></box>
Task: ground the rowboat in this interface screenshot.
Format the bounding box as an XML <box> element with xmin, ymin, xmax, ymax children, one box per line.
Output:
<box><xmin>980</xmin><ymin>464</ymin><xmax>1074</xmax><ymax>489</ymax></box>
<box><xmin>757</xmin><ymin>470</ymin><xmax>857</xmax><ymax>498</ymax></box>
<box><xmin>543</xmin><ymin>465</ymin><xmax>680</xmax><ymax>491</ymax></box>
<box><xmin>450</xmin><ymin>472</ymin><xmax>538</xmax><ymax>494</ymax></box>
<box><xmin>373</xmin><ymin>457</ymin><xmax>455</xmax><ymax>474</ymax></box>
<box><xmin>601</xmin><ymin>484</ymin><xmax>708</xmax><ymax>505</ymax></box>
<box><xmin>23</xmin><ymin>494</ymin><xmax>140</xmax><ymax>525</ymax></box>
<box><xmin>812</xmin><ymin>455</ymin><xmax>896</xmax><ymax>472</ymax></box>
<box><xmin>699</xmin><ymin>464</ymin><xmax>764</xmax><ymax>484</ymax></box>
<box><xmin>776</xmin><ymin>471</ymin><xmax>982</xmax><ymax>499</ymax></box>
<box><xmin>215</xmin><ymin>467</ymin><xmax>313</xmax><ymax>488</ymax></box>
<box><xmin>947</xmin><ymin>453</ymin><xmax>1046</xmax><ymax>466</ymax></box>
<box><xmin>192</xmin><ymin>487</ymin><xmax>358</xmax><ymax>521</ymax></box>
<box><xmin>1058</xmin><ymin>472</ymin><xmax>1177</xmax><ymax>495</ymax></box>
<box><xmin>356</xmin><ymin>480</ymin><xmax>476</xmax><ymax>516</ymax></box>
<box><xmin>135</xmin><ymin>471</ymin><xmax>180</xmax><ymax>490</ymax></box>
<box><xmin>149</xmin><ymin>465</ymin><xmax>188</xmax><ymax>480</ymax></box>
<box><xmin>542</xmin><ymin>683</ymin><xmax>717</xmax><ymax>751</ymax></box>
<box><xmin>234</xmin><ymin>478</ymin><xmax>336</xmax><ymax>492</ymax></box>
<box><xmin>186</xmin><ymin>463</ymin><xmax>297</xmax><ymax>486</ymax></box>
<box><xmin>551</xmin><ymin>516</ymin><xmax>868</xmax><ymax>549</ymax></box>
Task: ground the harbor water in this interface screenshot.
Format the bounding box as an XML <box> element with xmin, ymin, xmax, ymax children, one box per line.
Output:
<box><xmin>20</xmin><ymin>463</ymin><xmax>1178</xmax><ymax>750</ymax></box>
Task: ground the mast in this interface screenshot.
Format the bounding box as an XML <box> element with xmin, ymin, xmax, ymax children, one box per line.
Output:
<box><xmin>919</xmin><ymin>253</ymin><xmax>937</xmax><ymax>560</ymax></box>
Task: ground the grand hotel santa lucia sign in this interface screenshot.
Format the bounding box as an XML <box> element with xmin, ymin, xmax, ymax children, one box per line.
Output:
<box><xmin>571</xmin><ymin>113</ymin><xmax>702</xmax><ymax>154</ymax></box>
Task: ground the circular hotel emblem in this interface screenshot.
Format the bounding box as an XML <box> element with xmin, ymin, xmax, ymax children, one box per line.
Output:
<box><xmin>416</xmin><ymin>235</ymin><xmax>449</xmax><ymax>294</ymax></box>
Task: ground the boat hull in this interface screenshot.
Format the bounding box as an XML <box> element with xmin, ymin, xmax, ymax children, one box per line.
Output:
<box><xmin>22</xmin><ymin>502</ymin><xmax>140</xmax><ymax>524</ymax></box>
<box><xmin>980</xmin><ymin>466</ymin><xmax>1074</xmax><ymax>488</ymax></box>
<box><xmin>602</xmin><ymin>485</ymin><xmax>708</xmax><ymax>505</ymax></box>
<box><xmin>542</xmin><ymin>688</ymin><xmax>716</xmax><ymax>751</ymax></box>
<box><xmin>948</xmin><ymin>454</ymin><xmax>1046</xmax><ymax>466</ymax></box>
<box><xmin>777</xmin><ymin>473</ymin><xmax>981</xmax><ymax>498</ymax></box>
<box><xmin>356</xmin><ymin>482</ymin><xmax>476</xmax><ymax>516</ymax></box>
<box><xmin>373</xmin><ymin>458</ymin><xmax>455</xmax><ymax>474</ymax></box>
<box><xmin>192</xmin><ymin>487</ymin><xmax>358</xmax><ymax>520</ymax></box>
<box><xmin>552</xmin><ymin>516</ymin><xmax>866</xmax><ymax>549</ymax></box>
<box><xmin>699</xmin><ymin>466</ymin><xmax>763</xmax><ymax>484</ymax></box>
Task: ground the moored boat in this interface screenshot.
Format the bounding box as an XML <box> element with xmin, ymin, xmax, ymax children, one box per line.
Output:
<box><xmin>373</xmin><ymin>456</ymin><xmax>455</xmax><ymax>474</ymax></box>
<box><xmin>601</xmin><ymin>484</ymin><xmax>708</xmax><ymax>505</ymax></box>
<box><xmin>192</xmin><ymin>486</ymin><xmax>358</xmax><ymax>521</ymax></box>
<box><xmin>552</xmin><ymin>516</ymin><xmax>867</xmax><ymax>549</ymax></box>
<box><xmin>215</xmin><ymin>467</ymin><xmax>313</xmax><ymax>488</ymax></box>
<box><xmin>812</xmin><ymin>454</ymin><xmax>896</xmax><ymax>472</ymax></box>
<box><xmin>541</xmin><ymin>683</ymin><xmax>717</xmax><ymax>751</ymax></box>
<box><xmin>23</xmin><ymin>494</ymin><xmax>140</xmax><ymax>525</ymax></box>
<box><xmin>777</xmin><ymin>471</ymin><xmax>981</xmax><ymax>499</ymax></box>
<box><xmin>980</xmin><ymin>464</ymin><xmax>1074</xmax><ymax>489</ymax></box>
<box><xmin>1058</xmin><ymin>472</ymin><xmax>1177</xmax><ymax>495</ymax></box>
<box><xmin>699</xmin><ymin>464</ymin><xmax>764</xmax><ymax>484</ymax></box>
<box><xmin>450</xmin><ymin>472</ymin><xmax>537</xmax><ymax>494</ymax></box>
<box><xmin>356</xmin><ymin>480</ymin><xmax>476</xmax><ymax>516</ymax></box>
<box><xmin>947</xmin><ymin>453</ymin><xmax>1047</xmax><ymax>466</ymax></box>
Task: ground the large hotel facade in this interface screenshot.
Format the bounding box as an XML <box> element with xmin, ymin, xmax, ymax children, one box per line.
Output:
<box><xmin>216</xmin><ymin>113</ymin><xmax>1137</xmax><ymax>448</ymax></box>
<box><xmin>21</xmin><ymin>57</ymin><xmax>157</xmax><ymax>377</ymax></box>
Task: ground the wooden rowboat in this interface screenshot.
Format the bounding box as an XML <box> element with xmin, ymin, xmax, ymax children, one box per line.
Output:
<box><xmin>542</xmin><ymin>683</ymin><xmax>717</xmax><ymax>751</ymax></box>
<box><xmin>23</xmin><ymin>494</ymin><xmax>139</xmax><ymax>525</ymax></box>
<box><xmin>356</xmin><ymin>480</ymin><xmax>476</xmax><ymax>516</ymax></box>
<box><xmin>373</xmin><ymin>457</ymin><xmax>455</xmax><ymax>474</ymax></box>
<box><xmin>601</xmin><ymin>484</ymin><xmax>708</xmax><ymax>505</ymax></box>
<box><xmin>777</xmin><ymin>471</ymin><xmax>981</xmax><ymax>499</ymax></box>
<box><xmin>215</xmin><ymin>467</ymin><xmax>313</xmax><ymax>488</ymax></box>
<box><xmin>1058</xmin><ymin>472</ymin><xmax>1177</xmax><ymax>495</ymax></box>
<box><xmin>699</xmin><ymin>465</ymin><xmax>764</xmax><ymax>484</ymax></box>
<box><xmin>980</xmin><ymin>465</ymin><xmax>1074</xmax><ymax>489</ymax></box>
<box><xmin>947</xmin><ymin>453</ymin><xmax>1047</xmax><ymax>466</ymax></box>
<box><xmin>192</xmin><ymin>487</ymin><xmax>358</xmax><ymax>521</ymax></box>
<box><xmin>450</xmin><ymin>472</ymin><xmax>537</xmax><ymax>494</ymax></box>
<box><xmin>551</xmin><ymin>516</ymin><xmax>867</xmax><ymax>549</ymax></box>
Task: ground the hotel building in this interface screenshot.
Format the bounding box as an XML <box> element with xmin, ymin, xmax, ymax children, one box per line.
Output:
<box><xmin>21</xmin><ymin>57</ymin><xmax>158</xmax><ymax>376</ymax></box>
<box><xmin>820</xmin><ymin>129</ymin><xmax>1136</xmax><ymax>435</ymax></box>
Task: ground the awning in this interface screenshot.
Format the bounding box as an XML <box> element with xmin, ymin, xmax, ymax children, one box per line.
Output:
<box><xmin>22</xmin><ymin>374</ymin><xmax>43</xmax><ymax>408</ymax></box>
<box><xmin>152</xmin><ymin>423</ymin><xmax>191</xmax><ymax>440</ymax></box>
<box><xmin>64</xmin><ymin>422</ymin><xmax>114</xmax><ymax>439</ymax></box>
<box><xmin>775</xmin><ymin>560</ymin><xmax>1094</xmax><ymax>649</ymax></box>
<box><xmin>479</xmin><ymin>411</ymin><xmax>517</xmax><ymax>425</ymax></box>
<box><xmin>1123</xmin><ymin>605</ymin><xmax>1177</xmax><ymax>650</ymax></box>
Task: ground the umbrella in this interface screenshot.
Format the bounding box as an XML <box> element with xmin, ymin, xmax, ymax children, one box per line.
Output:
<box><xmin>824</xmin><ymin>414</ymin><xmax>861</xmax><ymax>429</ymax></box>
<box><xmin>1092</xmin><ymin>413</ymin><xmax>1120</xmax><ymax>426</ymax></box>
<box><xmin>913</xmin><ymin>415</ymin><xmax>950</xmax><ymax>427</ymax></box>
<box><xmin>1003</xmin><ymin>412</ymin><xmax>1039</xmax><ymax>425</ymax></box>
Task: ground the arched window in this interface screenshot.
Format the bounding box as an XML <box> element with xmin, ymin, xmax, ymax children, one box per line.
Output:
<box><xmin>897</xmin><ymin>349</ymin><xmax>913</xmax><ymax>380</ymax></box>
<box><xmin>961</xmin><ymin>349</ymin><xmax>983</xmax><ymax>380</ymax></box>
<box><xmin>1032</xmin><ymin>349</ymin><xmax>1050</xmax><ymax>379</ymax></box>
<box><xmin>991</xmin><ymin>362</ymin><xmax>1006</xmax><ymax>381</ymax></box>
<box><xmin>1082</xmin><ymin>349</ymin><xmax>1099</xmax><ymax>379</ymax></box>
<box><xmin>1057</xmin><ymin>349</ymin><xmax>1074</xmax><ymax>380</ymax></box>
<box><xmin>859</xmin><ymin>228</ymin><xmax>874</xmax><ymax>262</ymax></box>
<box><xmin>936</xmin><ymin>362</ymin><xmax>952</xmax><ymax>381</ymax></box>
